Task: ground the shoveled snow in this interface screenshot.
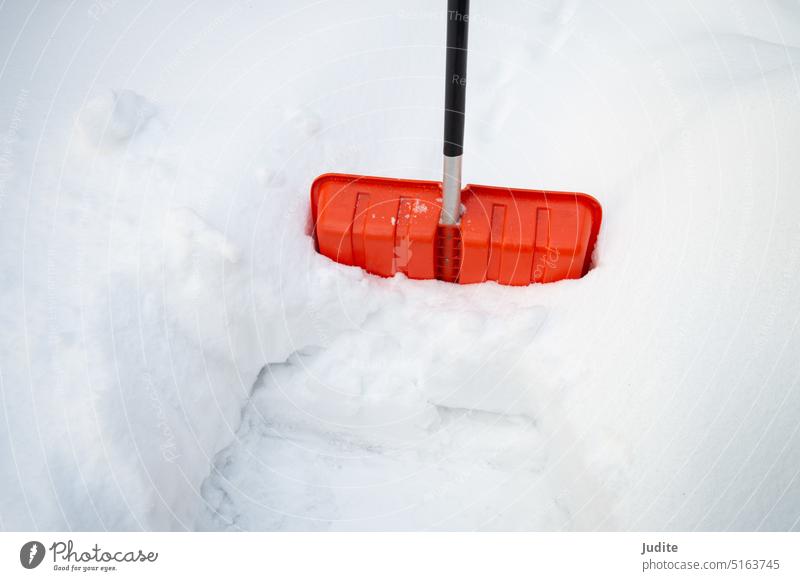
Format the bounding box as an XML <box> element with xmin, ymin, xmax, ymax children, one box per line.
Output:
<box><xmin>1</xmin><ymin>0</ymin><xmax>799</xmax><ymax>531</ymax></box>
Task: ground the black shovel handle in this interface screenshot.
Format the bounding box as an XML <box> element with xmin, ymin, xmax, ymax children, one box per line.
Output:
<box><xmin>443</xmin><ymin>0</ymin><xmax>470</xmax><ymax>157</ymax></box>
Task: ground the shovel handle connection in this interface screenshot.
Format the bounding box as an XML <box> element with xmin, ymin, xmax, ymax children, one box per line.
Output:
<box><xmin>440</xmin><ymin>0</ymin><xmax>470</xmax><ymax>226</ymax></box>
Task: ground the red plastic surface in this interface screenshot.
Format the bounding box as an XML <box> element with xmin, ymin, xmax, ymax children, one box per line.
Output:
<box><xmin>311</xmin><ymin>173</ymin><xmax>601</xmax><ymax>286</ymax></box>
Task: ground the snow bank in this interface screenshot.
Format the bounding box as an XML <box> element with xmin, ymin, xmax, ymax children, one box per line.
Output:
<box><xmin>1</xmin><ymin>0</ymin><xmax>799</xmax><ymax>530</ymax></box>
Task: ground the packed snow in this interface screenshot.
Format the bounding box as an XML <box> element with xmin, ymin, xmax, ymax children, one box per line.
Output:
<box><xmin>1</xmin><ymin>0</ymin><xmax>799</xmax><ymax>531</ymax></box>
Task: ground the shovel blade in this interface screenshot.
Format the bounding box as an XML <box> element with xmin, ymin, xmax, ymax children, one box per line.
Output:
<box><xmin>311</xmin><ymin>173</ymin><xmax>601</xmax><ymax>286</ymax></box>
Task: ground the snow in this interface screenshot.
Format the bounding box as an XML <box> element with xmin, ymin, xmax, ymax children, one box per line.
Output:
<box><xmin>79</xmin><ymin>90</ymin><xmax>159</xmax><ymax>148</ymax></box>
<box><xmin>1</xmin><ymin>0</ymin><xmax>800</xmax><ymax>531</ymax></box>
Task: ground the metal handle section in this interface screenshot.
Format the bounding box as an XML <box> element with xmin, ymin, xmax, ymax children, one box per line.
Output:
<box><xmin>440</xmin><ymin>154</ymin><xmax>462</xmax><ymax>225</ymax></box>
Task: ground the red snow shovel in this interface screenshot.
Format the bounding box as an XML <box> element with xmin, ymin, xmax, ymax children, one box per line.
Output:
<box><xmin>310</xmin><ymin>0</ymin><xmax>601</xmax><ymax>286</ymax></box>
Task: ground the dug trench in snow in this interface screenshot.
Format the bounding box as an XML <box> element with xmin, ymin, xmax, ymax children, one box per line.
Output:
<box><xmin>198</xmin><ymin>293</ymin><xmax>619</xmax><ymax>531</ymax></box>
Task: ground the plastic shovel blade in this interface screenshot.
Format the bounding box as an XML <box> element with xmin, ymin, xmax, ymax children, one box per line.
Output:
<box><xmin>310</xmin><ymin>173</ymin><xmax>601</xmax><ymax>286</ymax></box>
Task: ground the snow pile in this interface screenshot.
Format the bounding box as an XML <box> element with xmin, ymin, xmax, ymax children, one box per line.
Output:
<box><xmin>1</xmin><ymin>0</ymin><xmax>799</xmax><ymax>531</ymax></box>
<box><xmin>79</xmin><ymin>91</ymin><xmax>158</xmax><ymax>149</ymax></box>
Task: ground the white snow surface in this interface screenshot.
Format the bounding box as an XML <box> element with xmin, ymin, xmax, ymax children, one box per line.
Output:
<box><xmin>1</xmin><ymin>0</ymin><xmax>800</xmax><ymax>530</ymax></box>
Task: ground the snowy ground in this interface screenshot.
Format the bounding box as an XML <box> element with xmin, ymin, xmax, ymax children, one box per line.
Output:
<box><xmin>1</xmin><ymin>0</ymin><xmax>800</xmax><ymax>531</ymax></box>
